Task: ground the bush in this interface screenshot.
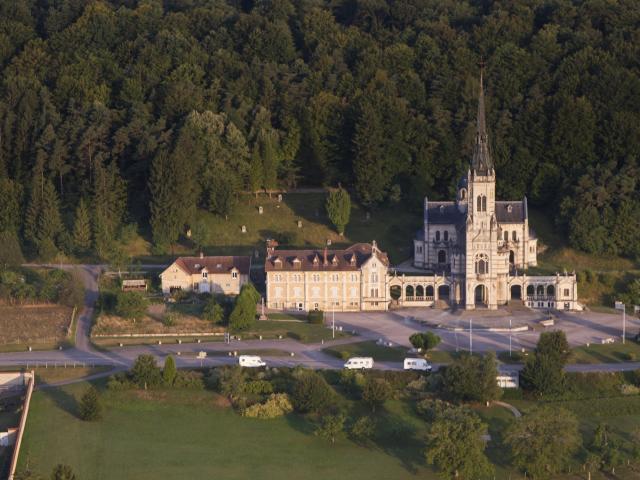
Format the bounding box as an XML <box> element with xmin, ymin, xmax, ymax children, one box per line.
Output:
<box><xmin>241</xmin><ymin>393</ymin><xmax>293</xmax><ymax>419</ymax></box>
<box><xmin>409</xmin><ymin>332</ymin><xmax>441</xmax><ymax>351</ymax></box>
<box><xmin>78</xmin><ymin>386</ymin><xmax>102</xmax><ymax>421</ymax></box>
<box><xmin>350</xmin><ymin>416</ymin><xmax>376</xmax><ymax>443</ymax></box>
<box><xmin>163</xmin><ymin>311</ymin><xmax>178</xmax><ymax>327</ymax></box>
<box><xmin>229</xmin><ymin>283</ymin><xmax>259</xmax><ymax>331</ymax></box>
<box><xmin>115</xmin><ymin>291</ymin><xmax>149</xmax><ymax>320</ymax></box>
<box><xmin>307</xmin><ymin>309</ymin><xmax>324</xmax><ymax>324</ymax></box>
<box><xmin>416</xmin><ymin>398</ymin><xmax>457</xmax><ymax>422</ymax></box>
<box><xmin>51</xmin><ymin>464</ymin><xmax>76</xmax><ymax>480</ymax></box>
<box><xmin>106</xmin><ymin>372</ymin><xmax>132</xmax><ymax>391</ymax></box>
<box><xmin>622</xmin><ymin>352</ymin><xmax>636</xmax><ymax>361</ymax></box>
<box><xmin>292</xmin><ymin>370</ymin><xmax>335</xmax><ymax>413</ymax></box>
<box><xmin>242</xmin><ymin>379</ymin><xmax>274</xmax><ymax>395</ymax></box>
<box><xmin>173</xmin><ymin>370</ymin><xmax>205</xmax><ymax>389</ymax></box>
<box><xmin>202</xmin><ymin>296</ymin><xmax>225</xmax><ymax>324</ymax></box>
<box><xmin>442</xmin><ymin>353</ymin><xmax>502</xmax><ymax>403</ymax></box>
<box><xmin>130</xmin><ymin>354</ymin><xmax>162</xmax><ymax>389</ymax></box>
<box><xmin>315</xmin><ymin>413</ymin><xmax>346</xmax><ymax>445</ymax></box>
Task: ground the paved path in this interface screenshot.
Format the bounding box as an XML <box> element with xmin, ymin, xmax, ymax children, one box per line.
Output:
<box><xmin>492</xmin><ymin>400</ymin><xmax>522</xmax><ymax>418</ymax></box>
<box><xmin>1</xmin><ymin>264</ymin><xmax>640</xmax><ymax>376</ymax></box>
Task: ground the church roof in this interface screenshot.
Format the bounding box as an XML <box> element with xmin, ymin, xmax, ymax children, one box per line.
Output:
<box><xmin>471</xmin><ymin>67</ymin><xmax>493</xmax><ymax>175</ymax></box>
<box><xmin>265</xmin><ymin>242</ymin><xmax>389</xmax><ymax>272</ymax></box>
<box><xmin>426</xmin><ymin>202</ymin><xmax>463</xmax><ymax>225</ymax></box>
<box><xmin>495</xmin><ymin>201</ymin><xmax>525</xmax><ymax>223</ymax></box>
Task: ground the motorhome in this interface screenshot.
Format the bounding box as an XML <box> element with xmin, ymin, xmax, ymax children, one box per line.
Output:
<box><xmin>238</xmin><ymin>355</ymin><xmax>266</xmax><ymax>368</ymax></box>
<box><xmin>343</xmin><ymin>357</ymin><xmax>374</xmax><ymax>370</ymax></box>
<box><xmin>403</xmin><ymin>358</ymin><xmax>432</xmax><ymax>372</ymax></box>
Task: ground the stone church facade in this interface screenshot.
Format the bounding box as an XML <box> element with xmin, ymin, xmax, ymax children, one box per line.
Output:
<box><xmin>405</xmin><ymin>72</ymin><xmax>579</xmax><ymax>310</ymax></box>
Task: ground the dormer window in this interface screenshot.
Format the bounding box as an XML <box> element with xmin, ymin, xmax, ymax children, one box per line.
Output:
<box><xmin>202</xmin><ymin>271</ymin><xmax>208</xmax><ymax>278</ymax></box>
<box><xmin>506</xmin><ymin>204</ymin><xmax>513</xmax><ymax>213</ymax></box>
<box><xmin>439</xmin><ymin>205</ymin><xmax>445</xmax><ymax>214</ymax></box>
<box><xmin>216</xmin><ymin>263</ymin><xmax>222</xmax><ymax>269</ymax></box>
<box><xmin>331</xmin><ymin>256</ymin><xmax>338</xmax><ymax>265</ymax></box>
<box><xmin>274</xmin><ymin>257</ymin><xmax>283</xmax><ymax>269</ymax></box>
<box><xmin>293</xmin><ymin>257</ymin><xmax>302</xmax><ymax>269</ymax></box>
<box><xmin>232</xmin><ymin>270</ymin><xmax>238</xmax><ymax>279</ymax></box>
<box><xmin>350</xmin><ymin>255</ymin><xmax>356</xmax><ymax>266</ymax></box>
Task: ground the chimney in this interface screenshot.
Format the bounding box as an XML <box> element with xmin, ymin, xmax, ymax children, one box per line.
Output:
<box><xmin>323</xmin><ymin>246</ymin><xmax>328</xmax><ymax>266</ymax></box>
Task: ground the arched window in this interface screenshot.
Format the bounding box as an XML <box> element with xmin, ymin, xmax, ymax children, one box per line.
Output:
<box><xmin>547</xmin><ymin>285</ymin><xmax>555</xmax><ymax>297</ymax></box>
<box><xmin>527</xmin><ymin>285</ymin><xmax>535</xmax><ymax>296</ymax></box>
<box><xmin>438</xmin><ymin>250</ymin><xmax>446</xmax><ymax>263</ymax></box>
<box><xmin>416</xmin><ymin>285</ymin><xmax>424</xmax><ymax>297</ymax></box>
<box><xmin>426</xmin><ymin>285</ymin><xmax>434</xmax><ymax>297</ymax></box>
<box><xmin>536</xmin><ymin>285</ymin><xmax>545</xmax><ymax>296</ymax></box>
<box><xmin>475</xmin><ymin>253</ymin><xmax>488</xmax><ymax>274</ymax></box>
<box><xmin>406</xmin><ymin>285</ymin><xmax>414</xmax><ymax>298</ymax></box>
<box><xmin>460</xmin><ymin>189</ymin><xmax>466</xmax><ymax>200</ymax></box>
<box><xmin>482</xmin><ymin>196</ymin><xmax>487</xmax><ymax>212</ymax></box>
<box><xmin>444</xmin><ymin>231</ymin><xmax>449</xmax><ymax>241</ymax></box>
<box><xmin>512</xmin><ymin>231</ymin><xmax>517</xmax><ymax>242</ymax></box>
<box><xmin>435</xmin><ymin>231</ymin><xmax>440</xmax><ymax>242</ymax></box>
<box><xmin>504</xmin><ymin>231</ymin><xmax>508</xmax><ymax>242</ymax></box>
<box><xmin>477</xmin><ymin>195</ymin><xmax>482</xmax><ymax>211</ymax></box>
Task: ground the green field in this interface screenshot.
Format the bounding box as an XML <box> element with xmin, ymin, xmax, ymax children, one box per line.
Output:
<box><xmin>569</xmin><ymin>341</ymin><xmax>640</xmax><ymax>364</ymax></box>
<box><xmin>19</xmin><ymin>384</ymin><xmax>439</xmax><ymax>480</ymax></box>
<box><xmin>126</xmin><ymin>193</ymin><xmax>421</xmax><ymax>265</ymax></box>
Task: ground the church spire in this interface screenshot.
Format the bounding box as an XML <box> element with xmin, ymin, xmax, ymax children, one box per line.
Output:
<box><xmin>471</xmin><ymin>61</ymin><xmax>493</xmax><ymax>176</ymax></box>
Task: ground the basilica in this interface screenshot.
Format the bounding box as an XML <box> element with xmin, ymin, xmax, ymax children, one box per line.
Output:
<box><xmin>407</xmin><ymin>71</ymin><xmax>579</xmax><ymax>310</ymax></box>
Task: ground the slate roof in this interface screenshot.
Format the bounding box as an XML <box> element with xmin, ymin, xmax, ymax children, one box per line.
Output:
<box><xmin>495</xmin><ymin>201</ymin><xmax>525</xmax><ymax>223</ymax></box>
<box><xmin>168</xmin><ymin>256</ymin><xmax>251</xmax><ymax>275</ymax></box>
<box><xmin>265</xmin><ymin>242</ymin><xmax>389</xmax><ymax>272</ymax></box>
<box><xmin>426</xmin><ymin>202</ymin><xmax>463</xmax><ymax>225</ymax></box>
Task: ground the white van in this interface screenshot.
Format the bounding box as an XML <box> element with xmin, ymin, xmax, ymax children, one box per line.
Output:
<box><xmin>403</xmin><ymin>358</ymin><xmax>432</xmax><ymax>372</ymax></box>
<box><xmin>343</xmin><ymin>357</ymin><xmax>374</xmax><ymax>370</ymax></box>
<box><xmin>238</xmin><ymin>355</ymin><xmax>266</xmax><ymax>368</ymax></box>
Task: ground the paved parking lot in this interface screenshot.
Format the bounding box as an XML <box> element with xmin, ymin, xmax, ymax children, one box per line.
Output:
<box><xmin>333</xmin><ymin>307</ymin><xmax>640</xmax><ymax>352</ymax></box>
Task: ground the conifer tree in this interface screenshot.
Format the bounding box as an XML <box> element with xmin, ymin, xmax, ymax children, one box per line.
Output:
<box><xmin>248</xmin><ymin>147</ymin><xmax>264</xmax><ymax>196</ymax></box>
<box><xmin>325</xmin><ymin>187</ymin><xmax>351</xmax><ymax>235</ymax></box>
<box><xmin>79</xmin><ymin>386</ymin><xmax>102</xmax><ymax>421</ymax></box>
<box><xmin>93</xmin><ymin>161</ymin><xmax>126</xmax><ymax>259</ymax></box>
<box><xmin>72</xmin><ymin>198</ymin><xmax>92</xmax><ymax>254</ymax></box>
<box><xmin>163</xmin><ymin>355</ymin><xmax>177</xmax><ymax>386</ymax></box>
<box><xmin>149</xmin><ymin>149</ymin><xmax>182</xmax><ymax>251</ymax></box>
<box><xmin>0</xmin><ymin>177</ymin><xmax>22</xmax><ymax>233</ymax></box>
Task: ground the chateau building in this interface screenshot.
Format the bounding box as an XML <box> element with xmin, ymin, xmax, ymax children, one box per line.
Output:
<box><xmin>264</xmin><ymin>240</ymin><xmax>390</xmax><ymax>312</ymax></box>
<box><xmin>405</xmin><ymin>71</ymin><xmax>579</xmax><ymax>310</ymax></box>
<box><xmin>160</xmin><ymin>254</ymin><xmax>251</xmax><ymax>295</ymax></box>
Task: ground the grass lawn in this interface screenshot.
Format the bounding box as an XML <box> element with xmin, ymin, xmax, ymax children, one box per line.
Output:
<box><xmin>323</xmin><ymin>340</ymin><xmax>408</xmax><ymax>362</ymax></box>
<box><xmin>126</xmin><ymin>193</ymin><xmax>420</xmax><ymax>265</ymax></box>
<box><xmin>569</xmin><ymin>341</ymin><xmax>640</xmax><ymax>364</ymax></box>
<box><xmin>245</xmin><ymin>320</ymin><xmax>350</xmax><ymax>343</ymax></box>
<box><xmin>19</xmin><ymin>384</ymin><xmax>438</xmax><ymax>480</ymax></box>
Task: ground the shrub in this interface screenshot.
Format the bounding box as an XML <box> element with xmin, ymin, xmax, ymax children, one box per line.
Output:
<box><xmin>339</xmin><ymin>350</ymin><xmax>350</xmax><ymax>361</ymax></box>
<box><xmin>78</xmin><ymin>386</ymin><xmax>102</xmax><ymax>421</ymax></box>
<box><xmin>241</xmin><ymin>393</ymin><xmax>293</xmax><ymax>419</ymax></box>
<box><xmin>173</xmin><ymin>370</ymin><xmax>205</xmax><ymax>389</ymax></box>
<box><xmin>229</xmin><ymin>283</ymin><xmax>259</xmax><ymax>331</ymax></box>
<box><xmin>130</xmin><ymin>354</ymin><xmax>162</xmax><ymax>389</ymax></box>
<box><xmin>242</xmin><ymin>379</ymin><xmax>274</xmax><ymax>395</ymax></box>
<box><xmin>51</xmin><ymin>464</ymin><xmax>76</xmax><ymax>480</ymax></box>
<box><xmin>163</xmin><ymin>311</ymin><xmax>178</xmax><ymax>327</ymax></box>
<box><xmin>350</xmin><ymin>416</ymin><xmax>375</xmax><ymax>442</ymax></box>
<box><xmin>292</xmin><ymin>370</ymin><xmax>335</xmax><ymax>413</ymax></box>
<box><xmin>416</xmin><ymin>398</ymin><xmax>457</xmax><ymax>422</ymax></box>
<box><xmin>339</xmin><ymin>369</ymin><xmax>366</xmax><ymax>396</ymax></box>
<box><xmin>202</xmin><ymin>296</ymin><xmax>225</xmax><ymax>324</ymax></box>
<box><xmin>409</xmin><ymin>332</ymin><xmax>441</xmax><ymax>351</ymax></box>
<box><xmin>307</xmin><ymin>310</ymin><xmax>324</xmax><ymax>324</ymax></box>
<box><xmin>619</xmin><ymin>383</ymin><xmax>640</xmax><ymax>395</ymax></box>
<box><xmin>115</xmin><ymin>291</ymin><xmax>149</xmax><ymax>320</ymax></box>
<box><xmin>622</xmin><ymin>352</ymin><xmax>636</xmax><ymax>361</ymax></box>
<box><xmin>315</xmin><ymin>413</ymin><xmax>346</xmax><ymax>445</ymax></box>
<box><xmin>106</xmin><ymin>372</ymin><xmax>132</xmax><ymax>391</ymax></box>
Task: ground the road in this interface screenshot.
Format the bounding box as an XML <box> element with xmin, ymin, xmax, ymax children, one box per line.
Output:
<box><xmin>1</xmin><ymin>264</ymin><xmax>639</xmax><ymax>375</ymax></box>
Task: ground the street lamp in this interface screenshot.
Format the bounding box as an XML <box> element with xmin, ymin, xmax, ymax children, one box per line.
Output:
<box><xmin>509</xmin><ymin>318</ymin><xmax>512</xmax><ymax>357</ymax></box>
<box><xmin>615</xmin><ymin>301</ymin><xmax>626</xmax><ymax>344</ymax></box>
<box><xmin>469</xmin><ymin>317</ymin><xmax>473</xmax><ymax>354</ymax></box>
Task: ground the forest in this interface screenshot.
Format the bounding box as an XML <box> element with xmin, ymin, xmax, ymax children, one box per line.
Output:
<box><xmin>0</xmin><ymin>0</ymin><xmax>639</xmax><ymax>261</ymax></box>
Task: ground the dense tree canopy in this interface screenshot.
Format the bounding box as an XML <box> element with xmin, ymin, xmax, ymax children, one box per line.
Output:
<box><xmin>1</xmin><ymin>0</ymin><xmax>639</xmax><ymax>256</ymax></box>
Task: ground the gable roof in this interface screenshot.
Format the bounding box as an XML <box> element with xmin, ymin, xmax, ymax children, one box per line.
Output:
<box><xmin>265</xmin><ymin>242</ymin><xmax>389</xmax><ymax>272</ymax></box>
<box><xmin>495</xmin><ymin>201</ymin><xmax>525</xmax><ymax>223</ymax></box>
<box><xmin>163</xmin><ymin>256</ymin><xmax>251</xmax><ymax>276</ymax></box>
<box><xmin>426</xmin><ymin>201</ymin><xmax>463</xmax><ymax>225</ymax></box>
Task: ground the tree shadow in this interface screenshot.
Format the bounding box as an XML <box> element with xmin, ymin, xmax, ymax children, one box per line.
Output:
<box><xmin>40</xmin><ymin>385</ymin><xmax>79</xmax><ymax>419</ymax></box>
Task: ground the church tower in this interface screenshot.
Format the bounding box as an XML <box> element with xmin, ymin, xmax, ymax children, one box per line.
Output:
<box><xmin>465</xmin><ymin>65</ymin><xmax>499</xmax><ymax>309</ymax></box>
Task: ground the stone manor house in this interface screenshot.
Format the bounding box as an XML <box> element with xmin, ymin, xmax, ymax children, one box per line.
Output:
<box><xmin>264</xmin><ymin>72</ymin><xmax>579</xmax><ymax>312</ymax></box>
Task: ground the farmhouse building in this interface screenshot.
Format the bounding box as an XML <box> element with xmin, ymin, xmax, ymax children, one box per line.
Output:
<box><xmin>160</xmin><ymin>254</ymin><xmax>251</xmax><ymax>295</ymax></box>
<box><xmin>264</xmin><ymin>240</ymin><xmax>390</xmax><ymax>312</ymax></box>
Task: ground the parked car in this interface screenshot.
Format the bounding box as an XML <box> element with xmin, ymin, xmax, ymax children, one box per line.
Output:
<box><xmin>238</xmin><ymin>355</ymin><xmax>266</xmax><ymax>368</ymax></box>
<box><xmin>403</xmin><ymin>358</ymin><xmax>432</xmax><ymax>372</ymax></box>
<box><xmin>343</xmin><ymin>357</ymin><xmax>374</xmax><ymax>370</ymax></box>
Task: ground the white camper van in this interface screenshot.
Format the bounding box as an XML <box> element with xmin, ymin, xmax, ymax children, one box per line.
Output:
<box><xmin>343</xmin><ymin>357</ymin><xmax>374</xmax><ymax>370</ymax></box>
<box><xmin>403</xmin><ymin>358</ymin><xmax>432</xmax><ymax>372</ymax></box>
<box><xmin>238</xmin><ymin>355</ymin><xmax>266</xmax><ymax>368</ymax></box>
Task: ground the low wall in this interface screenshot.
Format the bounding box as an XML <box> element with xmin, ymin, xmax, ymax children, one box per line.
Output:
<box><xmin>92</xmin><ymin>332</ymin><xmax>223</xmax><ymax>338</ymax></box>
<box><xmin>4</xmin><ymin>371</ymin><xmax>34</xmax><ymax>480</ymax></box>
